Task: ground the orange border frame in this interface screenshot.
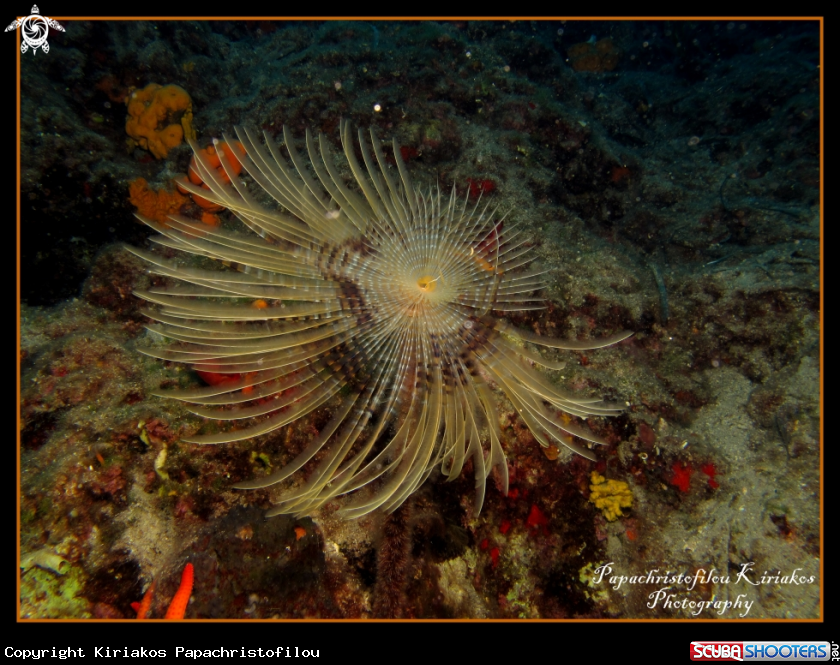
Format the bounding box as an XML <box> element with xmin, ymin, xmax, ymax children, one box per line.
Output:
<box><xmin>14</xmin><ymin>15</ymin><xmax>824</xmax><ymax>624</ymax></box>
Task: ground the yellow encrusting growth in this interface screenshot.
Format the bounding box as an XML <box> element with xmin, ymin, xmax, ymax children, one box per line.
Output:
<box><xmin>589</xmin><ymin>471</ymin><xmax>633</xmax><ymax>521</ymax></box>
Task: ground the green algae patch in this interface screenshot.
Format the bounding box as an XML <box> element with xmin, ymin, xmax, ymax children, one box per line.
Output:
<box><xmin>20</xmin><ymin>563</ymin><xmax>91</xmax><ymax>619</ymax></box>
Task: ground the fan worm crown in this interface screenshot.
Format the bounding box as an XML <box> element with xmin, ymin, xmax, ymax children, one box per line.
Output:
<box><xmin>127</xmin><ymin>121</ymin><xmax>632</xmax><ymax>518</ymax></box>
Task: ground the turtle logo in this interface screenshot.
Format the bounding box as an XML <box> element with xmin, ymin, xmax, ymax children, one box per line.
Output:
<box><xmin>5</xmin><ymin>5</ymin><xmax>64</xmax><ymax>55</ymax></box>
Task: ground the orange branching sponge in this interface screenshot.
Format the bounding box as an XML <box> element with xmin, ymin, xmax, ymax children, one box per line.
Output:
<box><xmin>187</xmin><ymin>141</ymin><xmax>245</xmax><ymax>185</ymax></box>
<box><xmin>126</xmin><ymin>83</ymin><xmax>197</xmax><ymax>159</ymax></box>
<box><xmin>183</xmin><ymin>183</ymin><xmax>223</xmax><ymax>212</ymax></box>
<box><xmin>128</xmin><ymin>177</ymin><xmax>189</xmax><ymax>226</ymax></box>
<box><xmin>96</xmin><ymin>75</ymin><xmax>128</xmax><ymax>104</ymax></box>
<box><xmin>199</xmin><ymin>211</ymin><xmax>221</xmax><ymax>227</ymax></box>
<box><xmin>177</xmin><ymin>141</ymin><xmax>246</xmax><ymax>212</ymax></box>
<box><xmin>164</xmin><ymin>562</ymin><xmax>194</xmax><ymax>619</ymax></box>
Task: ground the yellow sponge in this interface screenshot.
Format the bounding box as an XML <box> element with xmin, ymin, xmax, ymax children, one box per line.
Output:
<box><xmin>589</xmin><ymin>471</ymin><xmax>633</xmax><ymax>521</ymax></box>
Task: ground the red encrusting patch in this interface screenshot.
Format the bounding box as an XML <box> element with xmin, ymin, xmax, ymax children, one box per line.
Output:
<box><xmin>466</xmin><ymin>177</ymin><xmax>496</xmax><ymax>200</ymax></box>
<box><xmin>399</xmin><ymin>145</ymin><xmax>419</xmax><ymax>162</ymax></box>
<box><xmin>194</xmin><ymin>369</ymin><xmax>243</xmax><ymax>386</ymax></box>
<box><xmin>700</xmin><ymin>462</ymin><xmax>720</xmax><ymax>489</ymax></box>
<box><xmin>526</xmin><ymin>504</ymin><xmax>549</xmax><ymax>536</ymax></box>
<box><xmin>611</xmin><ymin>165</ymin><xmax>631</xmax><ymax>183</ymax></box>
<box><xmin>670</xmin><ymin>462</ymin><xmax>693</xmax><ymax>493</ymax></box>
<box><xmin>194</xmin><ymin>366</ymin><xmax>259</xmax><ymax>395</ymax></box>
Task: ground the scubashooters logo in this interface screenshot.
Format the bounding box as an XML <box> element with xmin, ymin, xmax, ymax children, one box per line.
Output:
<box><xmin>690</xmin><ymin>641</ymin><xmax>830</xmax><ymax>661</ymax></box>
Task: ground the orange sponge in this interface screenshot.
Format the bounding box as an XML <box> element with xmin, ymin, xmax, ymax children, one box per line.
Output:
<box><xmin>126</xmin><ymin>83</ymin><xmax>197</xmax><ymax>159</ymax></box>
<box><xmin>187</xmin><ymin>141</ymin><xmax>245</xmax><ymax>186</ymax></box>
<box><xmin>178</xmin><ymin>141</ymin><xmax>246</xmax><ymax>212</ymax></box>
<box><xmin>567</xmin><ymin>38</ymin><xmax>621</xmax><ymax>73</ymax></box>
<box><xmin>128</xmin><ymin>177</ymin><xmax>189</xmax><ymax>225</ymax></box>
